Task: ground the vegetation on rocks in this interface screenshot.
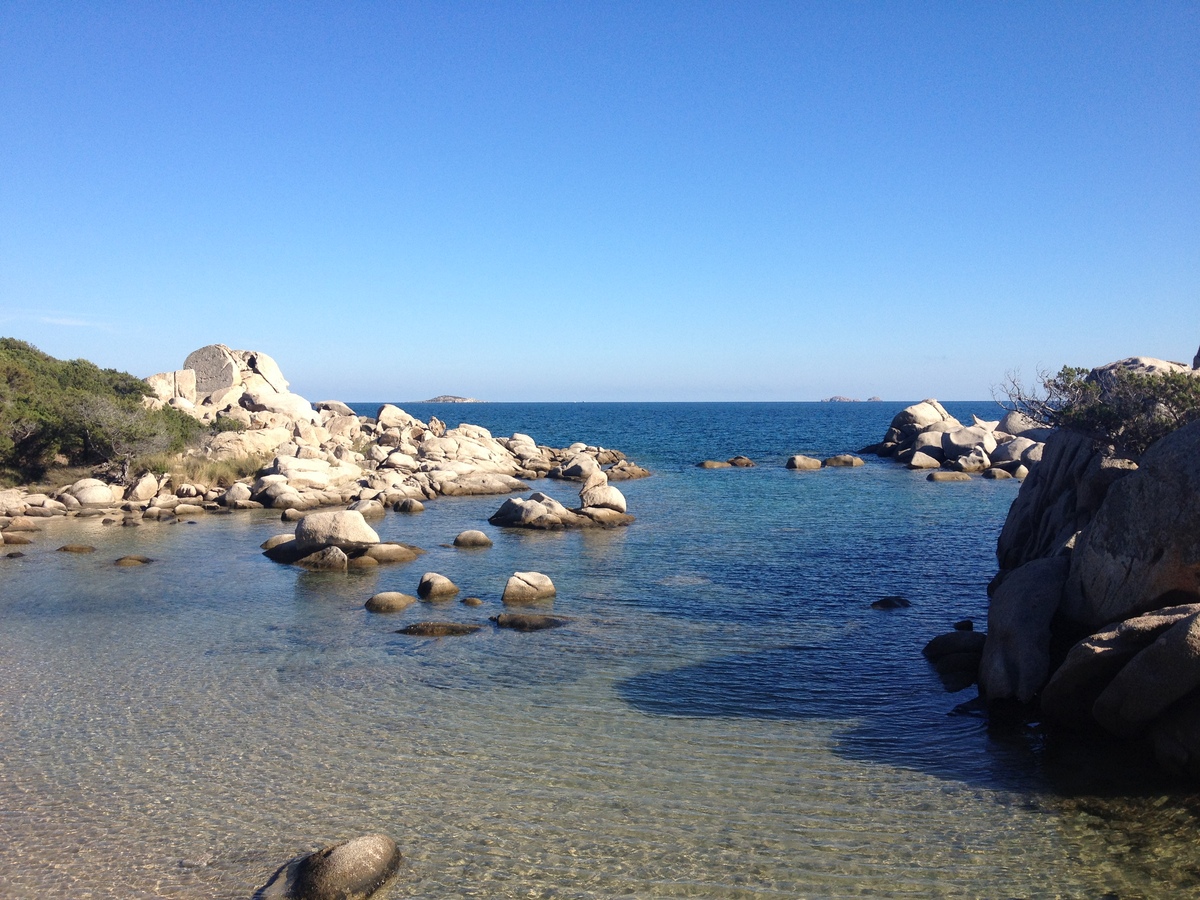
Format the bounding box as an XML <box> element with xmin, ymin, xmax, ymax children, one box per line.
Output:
<box><xmin>0</xmin><ymin>338</ymin><xmax>203</xmax><ymax>484</ymax></box>
<box><xmin>1002</xmin><ymin>364</ymin><xmax>1200</xmax><ymax>457</ymax></box>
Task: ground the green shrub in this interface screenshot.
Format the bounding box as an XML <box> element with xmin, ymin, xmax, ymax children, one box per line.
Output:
<box><xmin>0</xmin><ymin>337</ymin><xmax>202</xmax><ymax>482</ymax></box>
<box><xmin>210</xmin><ymin>415</ymin><xmax>247</xmax><ymax>433</ymax></box>
<box><xmin>1002</xmin><ymin>365</ymin><xmax>1200</xmax><ymax>457</ymax></box>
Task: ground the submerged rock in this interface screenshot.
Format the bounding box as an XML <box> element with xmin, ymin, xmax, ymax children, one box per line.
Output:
<box><xmin>785</xmin><ymin>455</ymin><xmax>822</xmax><ymax>470</ymax></box>
<box><xmin>491</xmin><ymin>613</ymin><xmax>570</xmax><ymax>631</ymax></box>
<box><xmin>396</xmin><ymin>622</ymin><xmax>481</xmax><ymax>637</ymax></box>
<box><xmin>365</xmin><ymin>592</ymin><xmax>418</xmax><ymax>613</ymax></box>
<box><xmin>453</xmin><ymin>530</ymin><xmax>493</xmax><ymax>549</ymax></box>
<box><xmin>696</xmin><ymin>460</ymin><xmax>732</xmax><ymax>469</ymax></box>
<box><xmin>257</xmin><ymin>833</ymin><xmax>401</xmax><ymax>900</ymax></box>
<box><xmin>870</xmin><ymin>596</ymin><xmax>911</xmax><ymax>610</ymax></box>
<box><xmin>114</xmin><ymin>555</ymin><xmax>152</xmax><ymax>567</ymax></box>
<box><xmin>56</xmin><ymin>545</ymin><xmax>95</xmax><ymax>554</ymax></box>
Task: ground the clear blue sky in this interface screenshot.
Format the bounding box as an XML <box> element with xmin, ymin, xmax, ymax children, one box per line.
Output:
<box><xmin>1</xmin><ymin>2</ymin><xmax>1197</xmax><ymax>401</ymax></box>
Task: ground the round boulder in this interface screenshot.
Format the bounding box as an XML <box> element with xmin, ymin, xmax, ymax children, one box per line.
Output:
<box><xmin>453</xmin><ymin>530</ymin><xmax>493</xmax><ymax>549</ymax></box>
<box><xmin>417</xmin><ymin>572</ymin><xmax>459</xmax><ymax>599</ymax></box>
<box><xmin>56</xmin><ymin>545</ymin><xmax>96</xmax><ymax>554</ymax></box>
<box><xmin>365</xmin><ymin>592</ymin><xmax>418</xmax><ymax>613</ymax></box>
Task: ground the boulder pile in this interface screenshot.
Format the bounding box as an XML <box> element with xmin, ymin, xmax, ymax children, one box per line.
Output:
<box><xmin>862</xmin><ymin>399</ymin><xmax>1046</xmax><ymax>479</ymax></box>
<box><xmin>0</xmin><ymin>344</ymin><xmax>650</xmax><ymax>523</ymax></box>
<box><xmin>489</xmin><ymin>455</ymin><xmax>634</xmax><ymax>529</ymax></box>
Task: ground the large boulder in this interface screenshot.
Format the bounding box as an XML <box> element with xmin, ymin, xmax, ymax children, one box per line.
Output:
<box><xmin>1092</xmin><ymin>610</ymin><xmax>1200</xmax><ymax>738</ymax></box>
<box><xmin>1042</xmin><ymin>604</ymin><xmax>1200</xmax><ymax>731</ymax></box>
<box><xmin>1061</xmin><ymin>419</ymin><xmax>1200</xmax><ymax>633</ymax></box>
<box><xmin>70</xmin><ymin>478</ymin><xmax>119</xmax><ymax>507</ymax></box>
<box><xmin>885</xmin><ymin>399</ymin><xmax>961</xmax><ymax>443</ymax></box>
<box><xmin>502</xmin><ymin>572</ymin><xmax>556</xmax><ymax>604</ymax></box>
<box><xmin>208</xmin><ymin>426</ymin><xmax>293</xmax><ymax>461</ymax></box>
<box><xmin>184</xmin><ymin>344</ymin><xmax>242</xmax><ymax>394</ymax></box>
<box><xmin>994</xmin><ymin>429</ymin><xmax>1104</xmax><ymax>573</ymax></box>
<box><xmin>294</xmin><ymin>510</ymin><xmax>380</xmax><ymax>552</ymax></box>
<box><xmin>978</xmin><ymin>557</ymin><xmax>1069</xmax><ymax>704</ymax></box>
<box><xmin>942</xmin><ymin>425</ymin><xmax>998</xmax><ymax>461</ymax></box>
<box><xmin>579</xmin><ymin>482</ymin><xmax>627</xmax><ymax>513</ymax></box>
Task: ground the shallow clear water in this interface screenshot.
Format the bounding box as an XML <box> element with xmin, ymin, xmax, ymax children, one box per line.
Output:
<box><xmin>3</xmin><ymin>402</ymin><xmax>1200</xmax><ymax>899</ymax></box>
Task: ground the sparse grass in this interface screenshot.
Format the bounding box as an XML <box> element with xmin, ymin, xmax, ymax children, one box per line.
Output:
<box><xmin>137</xmin><ymin>452</ymin><xmax>269</xmax><ymax>488</ymax></box>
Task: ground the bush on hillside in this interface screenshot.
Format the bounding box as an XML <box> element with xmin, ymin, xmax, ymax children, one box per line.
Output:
<box><xmin>0</xmin><ymin>338</ymin><xmax>203</xmax><ymax>483</ymax></box>
<box><xmin>1001</xmin><ymin>365</ymin><xmax>1200</xmax><ymax>457</ymax></box>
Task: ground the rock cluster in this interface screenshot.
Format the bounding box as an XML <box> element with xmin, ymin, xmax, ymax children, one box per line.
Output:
<box><xmin>0</xmin><ymin>344</ymin><xmax>649</xmax><ymax>524</ymax></box>
<box><xmin>488</xmin><ymin>451</ymin><xmax>633</xmax><ymax>529</ymax></box>
<box><xmin>973</xmin><ymin>356</ymin><xmax>1200</xmax><ymax>778</ymax></box>
<box><xmin>861</xmin><ymin>399</ymin><xmax>1044</xmax><ymax>479</ymax></box>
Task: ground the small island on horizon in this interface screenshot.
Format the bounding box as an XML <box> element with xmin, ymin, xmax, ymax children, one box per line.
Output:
<box><xmin>421</xmin><ymin>395</ymin><xmax>483</xmax><ymax>403</ymax></box>
<box><xmin>822</xmin><ymin>396</ymin><xmax>884</xmax><ymax>403</ymax></box>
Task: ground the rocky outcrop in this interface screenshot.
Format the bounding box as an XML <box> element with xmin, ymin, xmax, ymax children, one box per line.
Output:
<box><xmin>863</xmin><ymin>399</ymin><xmax>1044</xmax><ymax>480</ymax></box>
<box><xmin>973</xmin><ymin>354</ymin><xmax>1200</xmax><ymax>778</ymax></box>
<box><xmin>0</xmin><ymin>343</ymin><xmax>652</xmax><ymax>526</ymax></box>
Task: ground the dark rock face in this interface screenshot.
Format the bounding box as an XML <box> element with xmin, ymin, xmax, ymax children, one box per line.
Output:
<box><xmin>978</xmin><ymin>557</ymin><xmax>1069</xmax><ymax>704</ymax></box>
<box><xmin>1061</xmin><ymin>420</ymin><xmax>1200</xmax><ymax>633</ymax></box>
<box><xmin>980</xmin><ymin>401</ymin><xmax>1200</xmax><ymax>779</ymax></box>
<box><xmin>256</xmin><ymin>833</ymin><xmax>401</xmax><ymax>900</ymax></box>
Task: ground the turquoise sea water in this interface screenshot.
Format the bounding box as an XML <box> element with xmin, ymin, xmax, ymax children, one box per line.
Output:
<box><xmin>2</xmin><ymin>402</ymin><xmax>1200</xmax><ymax>899</ymax></box>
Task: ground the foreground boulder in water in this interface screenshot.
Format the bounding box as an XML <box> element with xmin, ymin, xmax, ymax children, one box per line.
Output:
<box><xmin>365</xmin><ymin>592</ymin><xmax>418</xmax><ymax>613</ymax></box>
<box><xmin>822</xmin><ymin>454</ymin><xmax>864</xmax><ymax>468</ymax></box>
<box><xmin>502</xmin><ymin>571</ymin><xmax>556</xmax><ymax>604</ymax></box>
<box><xmin>417</xmin><ymin>572</ymin><xmax>459</xmax><ymax>599</ymax></box>
<box><xmin>256</xmin><ymin>833</ymin><xmax>401</xmax><ymax>900</ymax></box>
<box><xmin>453</xmin><ymin>530</ymin><xmax>493</xmax><ymax>548</ymax></box>
<box><xmin>294</xmin><ymin>510</ymin><xmax>380</xmax><ymax>552</ymax></box>
<box><xmin>786</xmin><ymin>455</ymin><xmax>822</xmax><ymax>470</ymax></box>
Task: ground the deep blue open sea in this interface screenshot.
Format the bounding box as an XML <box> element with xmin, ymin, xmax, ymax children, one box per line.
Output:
<box><xmin>2</xmin><ymin>402</ymin><xmax>1199</xmax><ymax>899</ymax></box>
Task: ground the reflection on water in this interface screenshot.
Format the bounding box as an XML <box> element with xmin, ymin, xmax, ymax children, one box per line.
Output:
<box><xmin>3</xmin><ymin>403</ymin><xmax>1200</xmax><ymax>898</ymax></box>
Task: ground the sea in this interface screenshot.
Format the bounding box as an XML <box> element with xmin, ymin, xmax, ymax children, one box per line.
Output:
<box><xmin>2</xmin><ymin>401</ymin><xmax>1199</xmax><ymax>899</ymax></box>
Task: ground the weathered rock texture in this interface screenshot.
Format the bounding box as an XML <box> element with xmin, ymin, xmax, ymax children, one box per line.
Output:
<box><xmin>974</xmin><ymin>354</ymin><xmax>1200</xmax><ymax>779</ymax></box>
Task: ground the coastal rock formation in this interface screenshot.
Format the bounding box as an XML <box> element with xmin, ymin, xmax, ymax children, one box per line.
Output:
<box><xmin>972</xmin><ymin>354</ymin><xmax>1200</xmax><ymax>777</ymax></box>
<box><xmin>5</xmin><ymin>344</ymin><xmax>652</xmax><ymax>541</ymax></box>
<box><xmin>257</xmin><ymin>833</ymin><xmax>401</xmax><ymax>900</ymax></box>
<box><xmin>863</xmin><ymin>398</ymin><xmax>1045</xmax><ymax>480</ymax></box>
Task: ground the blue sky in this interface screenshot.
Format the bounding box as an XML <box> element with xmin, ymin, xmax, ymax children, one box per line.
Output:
<box><xmin>1</xmin><ymin>2</ymin><xmax>1196</xmax><ymax>401</ymax></box>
